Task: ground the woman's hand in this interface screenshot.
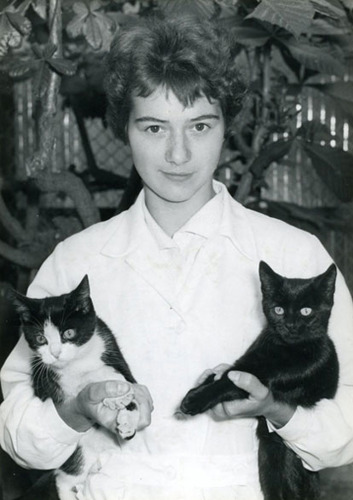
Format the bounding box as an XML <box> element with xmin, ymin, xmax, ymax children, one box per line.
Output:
<box><xmin>210</xmin><ymin>371</ymin><xmax>296</xmax><ymax>428</ymax></box>
<box><xmin>132</xmin><ymin>382</ymin><xmax>154</xmax><ymax>430</ymax></box>
<box><xmin>196</xmin><ymin>363</ymin><xmax>232</xmax><ymax>384</ymax></box>
<box><xmin>55</xmin><ymin>380</ymin><xmax>153</xmax><ymax>434</ymax></box>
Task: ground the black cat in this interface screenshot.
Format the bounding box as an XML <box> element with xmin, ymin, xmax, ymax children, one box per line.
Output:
<box><xmin>180</xmin><ymin>261</ymin><xmax>339</xmax><ymax>500</ymax></box>
<box><xmin>12</xmin><ymin>276</ymin><xmax>139</xmax><ymax>500</ymax></box>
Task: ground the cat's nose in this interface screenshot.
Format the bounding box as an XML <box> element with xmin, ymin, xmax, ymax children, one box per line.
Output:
<box><xmin>288</xmin><ymin>325</ymin><xmax>299</xmax><ymax>336</ymax></box>
<box><xmin>51</xmin><ymin>346</ymin><xmax>61</xmax><ymax>358</ymax></box>
<box><xmin>284</xmin><ymin>323</ymin><xmax>296</xmax><ymax>334</ymax></box>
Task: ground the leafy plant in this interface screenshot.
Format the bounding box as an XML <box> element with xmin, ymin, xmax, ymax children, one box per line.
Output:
<box><xmin>0</xmin><ymin>0</ymin><xmax>353</xmax><ymax>287</ymax></box>
<box><xmin>215</xmin><ymin>0</ymin><xmax>353</xmax><ymax>208</ymax></box>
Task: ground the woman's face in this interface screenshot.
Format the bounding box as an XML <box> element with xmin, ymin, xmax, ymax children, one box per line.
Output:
<box><xmin>127</xmin><ymin>86</ymin><xmax>225</xmax><ymax>213</ymax></box>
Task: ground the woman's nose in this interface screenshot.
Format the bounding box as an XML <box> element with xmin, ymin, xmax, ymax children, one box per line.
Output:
<box><xmin>165</xmin><ymin>131</ymin><xmax>191</xmax><ymax>165</ymax></box>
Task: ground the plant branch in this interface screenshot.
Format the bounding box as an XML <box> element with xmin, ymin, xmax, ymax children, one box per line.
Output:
<box><xmin>0</xmin><ymin>240</ymin><xmax>44</xmax><ymax>269</ymax></box>
<box><xmin>25</xmin><ymin>0</ymin><xmax>100</xmax><ymax>228</ymax></box>
<box><xmin>71</xmin><ymin>97</ymin><xmax>127</xmax><ymax>189</ymax></box>
<box><xmin>27</xmin><ymin>0</ymin><xmax>62</xmax><ymax>175</ymax></box>
<box><xmin>34</xmin><ymin>171</ymin><xmax>100</xmax><ymax>227</ymax></box>
<box><xmin>0</xmin><ymin>185</ymin><xmax>27</xmax><ymax>243</ymax></box>
<box><xmin>235</xmin><ymin>45</ymin><xmax>272</xmax><ymax>204</ymax></box>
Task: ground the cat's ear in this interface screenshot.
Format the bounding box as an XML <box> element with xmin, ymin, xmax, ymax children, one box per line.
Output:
<box><xmin>9</xmin><ymin>289</ymin><xmax>34</xmax><ymax>322</ymax></box>
<box><xmin>314</xmin><ymin>263</ymin><xmax>337</xmax><ymax>302</ymax></box>
<box><xmin>259</xmin><ymin>261</ymin><xmax>282</xmax><ymax>294</ymax></box>
<box><xmin>69</xmin><ymin>275</ymin><xmax>92</xmax><ymax>314</ymax></box>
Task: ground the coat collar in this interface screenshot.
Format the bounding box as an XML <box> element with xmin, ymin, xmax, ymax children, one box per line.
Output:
<box><xmin>100</xmin><ymin>181</ymin><xmax>258</xmax><ymax>262</ymax></box>
<box><xmin>99</xmin><ymin>182</ymin><xmax>258</xmax><ymax>314</ymax></box>
<box><xmin>217</xmin><ymin>183</ymin><xmax>258</xmax><ymax>262</ymax></box>
<box><xmin>101</xmin><ymin>194</ymin><xmax>182</xmax><ymax>312</ymax></box>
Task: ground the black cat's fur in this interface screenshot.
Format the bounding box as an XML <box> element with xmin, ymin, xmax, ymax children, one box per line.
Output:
<box><xmin>180</xmin><ymin>261</ymin><xmax>339</xmax><ymax>500</ymax></box>
<box><xmin>12</xmin><ymin>276</ymin><xmax>138</xmax><ymax>500</ymax></box>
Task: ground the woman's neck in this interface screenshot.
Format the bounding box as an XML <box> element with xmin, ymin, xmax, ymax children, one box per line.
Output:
<box><xmin>144</xmin><ymin>188</ymin><xmax>215</xmax><ymax>237</ymax></box>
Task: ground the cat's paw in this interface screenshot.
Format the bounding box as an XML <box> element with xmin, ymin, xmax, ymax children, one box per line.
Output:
<box><xmin>116</xmin><ymin>401</ymin><xmax>139</xmax><ymax>440</ymax></box>
<box><xmin>179</xmin><ymin>374</ymin><xmax>218</xmax><ymax>415</ymax></box>
<box><xmin>180</xmin><ymin>388</ymin><xmax>205</xmax><ymax>415</ymax></box>
<box><xmin>102</xmin><ymin>386</ymin><xmax>134</xmax><ymax>411</ymax></box>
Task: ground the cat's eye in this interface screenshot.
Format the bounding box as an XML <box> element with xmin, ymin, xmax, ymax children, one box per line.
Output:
<box><xmin>35</xmin><ymin>334</ymin><xmax>47</xmax><ymax>345</ymax></box>
<box><xmin>274</xmin><ymin>307</ymin><xmax>285</xmax><ymax>315</ymax></box>
<box><xmin>63</xmin><ymin>329</ymin><xmax>76</xmax><ymax>340</ymax></box>
<box><xmin>300</xmin><ymin>307</ymin><xmax>312</xmax><ymax>316</ymax></box>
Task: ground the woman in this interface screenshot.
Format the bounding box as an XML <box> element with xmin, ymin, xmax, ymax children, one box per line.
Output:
<box><xmin>1</xmin><ymin>15</ymin><xmax>353</xmax><ymax>500</ymax></box>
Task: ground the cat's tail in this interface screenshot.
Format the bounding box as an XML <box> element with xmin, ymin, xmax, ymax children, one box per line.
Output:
<box><xmin>257</xmin><ymin>418</ymin><xmax>320</xmax><ymax>500</ymax></box>
<box><xmin>179</xmin><ymin>372</ymin><xmax>248</xmax><ymax>416</ymax></box>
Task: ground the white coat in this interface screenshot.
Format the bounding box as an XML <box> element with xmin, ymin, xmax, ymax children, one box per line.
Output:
<box><xmin>1</xmin><ymin>182</ymin><xmax>353</xmax><ymax>500</ymax></box>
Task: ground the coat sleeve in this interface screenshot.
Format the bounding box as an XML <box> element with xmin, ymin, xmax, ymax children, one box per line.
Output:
<box><xmin>0</xmin><ymin>242</ymin><xmax>84</xmax><ymax>469</ymax></box>
<box><xmin>269</xmin><ymin>235</ymin><xmax>353</xmax><ymax>471</ymax></box>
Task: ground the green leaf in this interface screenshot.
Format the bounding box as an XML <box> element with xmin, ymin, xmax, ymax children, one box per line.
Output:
<box><xmin>308</xmin><ymin>17</ymin><xmax>352</xmax><ymax>36</ymax></box>
<box><xmin>32</xmin><ymin>60</ymin><xmax>51</xmax><ymax>99</ymax></box>
<box><xmin>6</xmin><ymin>11</ymin><xmax>31</xmax><ymax>35</ymax></box>
<box><xmin>0</xmin><ymin>11</ymin><xmax>30</xmax><ymax>56</ymax></box>
<box><xmin>92</xmin><ymin>11</ymin><xmax>115</xmax><ymax>35</ymax></box>
<box><xmin>30</xmin><ymin>0</ymin><xmax>47</xmax><ymax>19</ymax></box>
<box><xmin>249</xmin><ymin>139</ymin><xmax>294</xmax><ymax>178</ymax></box>
<box><xmin>248</xmin><ymin>199</ymin><xmax>351</xmax><ymax>232</ymax></box>
<box><xmin>230</xmin><ymin>24</ymin><xmax>271</xmax><ymax>47</ymax></box>
<box><xmin>32</xmin><ymin>42</ymin><xmax>43</xmax><ymax>58</ymax></box>
<box><xmin>297</xmin><ymin>120</ymin><xmax>333</xmax><ymax>144</ymax></box>
<box><xmin>0</xmin><ymin>1</ymin><xmax>13</xmax><ymax>13</ymax></box>
<box><xmin>43</xmin><ymin>41</ymin><xmax>57</xmax><ymax>59</ymax></box>
<box><xmin>157</xmin><ymin>0</ymin><xmax>216</xmax><ymax>18</ymax></box>
<box><xmin>302</xmin><ymin>142</ymin><xmax>353</xmax><ymax>202</ymax></box>
<box><xmin>8</xmin><ymin>58</ymin><xmax>38</xmax><ymax>79</ymax></box>
<box><xmin>13</xmin><ymin>0</ymin><xmax>32</xmax><ymax>15</ymax></box>
<box><xmin>281</xmin><ymin>38</ymin><xmax>345</xmax><ymax>76</ymax></box>
<box><xmin>84</xmin><ymin>12</ymin><xmax>103</xmax><ymax>49</ymax></box>
<box><xmin>7</xmin><ymin>28</ymin><xmax>21</xmax><ymax>47</ymax></box>
<box><xmin>66</xmin><ymin>2</ymin><xmax>113</xmax><ymax>49</ymax></box>
<box><xmin>0</xmin><ymin>12</ymin><xmax>12</xmax><ymax>49</ymax></box>
<box><xmin>66</xmin><ymin>13</ymin><xmax>86</xmax><ymax>38</ymax></box>
<box><xmin>309</xmin><ymin>82</ymin><xmax>353</xmax><ymax>118</ymax></box>
<box><xmin>246</xmin><ymin>0</ymin><xmax>315</xmax><ymax>38</ymax></box>
<box><xmin>48</xmin><ymin>58</ymin><xmax>77</xmax><ymax>76</ymax></box>
<box><xmin>314</xmin><ymin>81</ymin><xmax>353</xmax><ymax>103</ymax></box>
<box><xmin>66</xmin><ymin>1</ymin><xmax>89</xmax><ymax>38</ymax></box>
<box><xmin>310</xmin><ymin>0</ymin><xmax>346</xmax><ymax>19</ymax></box>
<box><xmin>72</xmin><ymin>0</ymin><xmax>89</xmax><ymax>16</ymax></box>
<box><xmin>341</xmin><ymin>0</ymin><xmax>353</xmax><ymax>9</ymax></box>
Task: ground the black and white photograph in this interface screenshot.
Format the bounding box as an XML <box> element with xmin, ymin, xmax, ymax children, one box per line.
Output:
<box><xmin>1</xmin><ymin>1</ymin><xmax>353</xmax><ymax>499</ymax></box>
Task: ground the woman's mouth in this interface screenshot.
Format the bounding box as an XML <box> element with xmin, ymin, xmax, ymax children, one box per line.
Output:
<box><xmin>161</xmin><ymin>172</ymin><xmax>193</xmax><ymax>181</ymax></box>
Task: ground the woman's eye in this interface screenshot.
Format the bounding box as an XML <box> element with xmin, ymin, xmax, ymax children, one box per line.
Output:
<box><xmin>300</xmin><ymin>307</ymin><xmax>312</xmax><ymax>316</ymax></box>
<box><xmin>35</xmin><ymin>334</ymin><xmax>47</xmax><ymax>345</ymax></box>
<box><xmin>194</xmin><ymin>123</ymin><xmax>209</xmax><ymax>132</ymax></box>
<box><xmin>63</xmin><ymin>329</ymin><xmax>76</xmax><ymax>340</ymax></box>
<box><xmin>274</xmin><ymin>306</ymin><xmax>285</xmax><ymax>315</ymax></box>
<box><xmin>147</xmin><ymin>125</ymin><xmax>161</xmax><ymax>134</ymax></box>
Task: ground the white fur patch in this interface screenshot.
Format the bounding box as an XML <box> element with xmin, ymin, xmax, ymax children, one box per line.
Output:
<box><xmin>38</xmin><ymin>320</ymin><xmax>62</xmax><ymax>365</ymax></box>
<box><xmin>56</xmin><ymin>330</ymin><xmax>126</xmax><ymax>397</ymax></box>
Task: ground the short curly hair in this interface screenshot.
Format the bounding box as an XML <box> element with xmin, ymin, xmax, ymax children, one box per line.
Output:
<box><xmin>104</xmin><ymin>15</ymin><xmax>246</xmax><ymax>142</ymax></box>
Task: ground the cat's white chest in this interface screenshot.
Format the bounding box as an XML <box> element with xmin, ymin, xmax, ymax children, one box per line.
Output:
<box><xmin>56</xmin><ymin>334</ymin><xmax>125</xmax><ymax>398</ymax></box>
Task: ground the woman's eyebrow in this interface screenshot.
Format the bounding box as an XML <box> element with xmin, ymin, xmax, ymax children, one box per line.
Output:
<box><xmin>135</xmin><ymin>117</ymin><xmax>168</xmax><ymax>123</ymax></box>
<box><xmin>135</xmin><ymin>114</ymin><xmax>220</xmax><ymax>123</ymax></box>
<box><xmin>190</xmin><ymin>114</ymin><xmax>221</xmax><ymax>122</ymax></box>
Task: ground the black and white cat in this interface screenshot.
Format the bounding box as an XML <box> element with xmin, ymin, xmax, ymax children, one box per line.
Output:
<box><xmin>12</xmin><ymin>275</ymin><xmax>139</xmax><ymax>500</ymax></box>
<box><xmin>180</xmin><ymin>261</ymin><xmax>339</xmax><ymax>500</ymax></box>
